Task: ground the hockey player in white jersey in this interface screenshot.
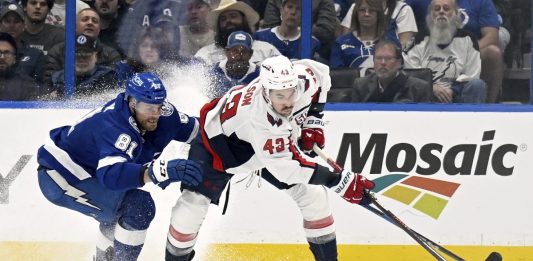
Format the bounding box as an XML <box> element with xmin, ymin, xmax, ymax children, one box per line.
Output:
<box><xmin>165</xmin><ymin>56</ymin><xmax>375</xmax><ymax>261</ymax></box>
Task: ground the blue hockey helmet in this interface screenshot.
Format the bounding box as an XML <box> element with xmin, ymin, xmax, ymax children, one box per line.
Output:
<box><xmin>125</xmin><ymin>72</ymin><xmax>167</xmax><ymax>104</ymax></box>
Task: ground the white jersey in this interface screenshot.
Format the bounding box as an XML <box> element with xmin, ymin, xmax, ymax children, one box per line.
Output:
<box><xmin>403</xmin><ymin>29</ymin><xmax>481</xmax><ymax>83</ymax></box>
<box><xmin>200</xmin><ymin>59</ymin><xmax>331</xmax><ymax>184</ymax></box>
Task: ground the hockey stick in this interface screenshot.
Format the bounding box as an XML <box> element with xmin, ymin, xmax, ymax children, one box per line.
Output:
<box><xmin>362</xmin><ymin>204</ymin><xmax>465</xmax><ymax>260</ymax></box>
<box><xmin>312</xmin><ymin>145</ymin><xmax>503</xmax><ymax>261</ymax></box>
<box><xmin>312</xmin><ymin>144</ymin><xmax>449</xmax><ymax>261</ymax></box>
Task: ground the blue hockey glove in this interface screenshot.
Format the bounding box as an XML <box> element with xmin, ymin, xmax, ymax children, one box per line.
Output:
<box><xmin>148</xmin><ymin>159</ymin><xmax>203</xmax><ymax>189</ymax></box>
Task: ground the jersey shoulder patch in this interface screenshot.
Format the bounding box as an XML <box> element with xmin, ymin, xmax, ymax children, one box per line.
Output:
<box><xmin>161</xmin><ymin>101</ymin><xmax>174</xmax><ymax>117</ymax></box>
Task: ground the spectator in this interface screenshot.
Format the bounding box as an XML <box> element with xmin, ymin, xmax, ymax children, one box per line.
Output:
<box><xmin>262</xmin><ymin>0</ymin><xmax>337</xmax><ymax>59</ymax></box>
<box><xmin>94</xmin><ymin>0</ymin><xmax>123</xmax><ymax>54</ymax></box>
<box><xmin>178</xmin><ymin>0</ymin><xmax>214</xmax><ymax>57</ymax></box>
<box><xmin>45</xmin><ymin>8</ymin><xmax>122</xmax><ymax>87</ymax></box>
<box><xmin>404</xmin><ymin>0</ymin><xmax>487</xmax><ymax>103</ymax></box>
<box><xmin>20</xmin><ymin>0</ymin><xmax>64</xmax><ymax>55</ymax></box>
<box><xmin>207</xmin><ymin>31</ymin><xmax>259</xmax><ymax>98</ymax></box>
<box><xmin>351</xmin><ymin>39</ymin><xmax>431</xmax><ymax>102</ymax></box>
<box><xmin>116</xmin><ymin>27</ymin><xmax>194</xmax><ymax>87</ymax></box>
<box><xmin>329</xmin><ymin>0</ymin><xmax>400</xmax><ymax>72</ymax></box>
<box><xmin>116</xmin><ymin>0</ymin><xmax>183</xmax><ymax>57</ymax></box>
<box><xmin>341</xmin><ymin>0</ymin><xmax>417</xmax><ymax>50</ymax></box>
<box><xmin>0</xmin><ymin>32</ymin><xmax>39</xmax><ymax>100</ymax></box>
<box><xmin>196</xmin><ymin>0</ymin><xmax>281</xmax><ymax>65</ymax></box>
<box><xmin>51</xmin><ymin>34</ymin><xmax>118</xmax><ymax>100</ymax></box>
<box><xmin>492</xmin><ymin>0</ymin><xmax>511</xmax><ymax>55</ymax></box>
<box><xmin>46</xmin><ymin>0</ymin><xmax>90</xmax><ymax>26</ymax></box>
<box><xmin>404</xmin><ymin>0</ymin><xmax>502</xmax><ymax>103</ymax></box>
<box><xmin>0</xmin><ymin>3</ymin><xmax>45</xmax><ymax>83</ymax></box>
<box><xmin>254</xmin><ymin>0</ymin><xmax>321</xmax><ymax>60</ymax></box>
<box><xmin>152</xmin><ymin>13</ymin><xmax>181</xmax><ymax>58</ymax></box>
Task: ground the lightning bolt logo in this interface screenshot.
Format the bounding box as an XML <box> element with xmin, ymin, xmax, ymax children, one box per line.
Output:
<box><xmin>45</xmin><ymin>169</ymin><xmax>101</xmax><ymax>210</ymax></box>
<box><xmin>64</xmin><ymin>186</ymin><xmax>101</xmax><ymax>210</ymax></box>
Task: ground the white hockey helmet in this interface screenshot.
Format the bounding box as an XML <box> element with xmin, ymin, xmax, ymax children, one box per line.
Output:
<box><xmin>260</xmin><ymin>55</ymin><xmax>299</xmax><ymax>90</ymax></box>
<box><xmin>260</xmin><ymin>56</ymin><xmax>301</xmax><ymax>104</ymax></box>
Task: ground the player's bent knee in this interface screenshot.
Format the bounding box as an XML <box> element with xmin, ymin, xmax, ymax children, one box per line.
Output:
<box><xmin>120</xmin><ymin>189</ymin><xmax>156</xmax><ymax>230</ymax></box>
<box><xmin>288</xmin><ymin>184</ymin><xmax>332</xmax><ymax>220</ymax></box>
<box><xmin>167</xmin><ymin>190</ymin><xmax>210</xmax><ymax>248</ymax></box>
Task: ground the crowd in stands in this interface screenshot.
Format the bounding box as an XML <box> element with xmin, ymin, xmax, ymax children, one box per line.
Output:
<box><xmin>0</xmin><ymin>0</ymin><xmax>530</xmax><ymax>103</ymax></box>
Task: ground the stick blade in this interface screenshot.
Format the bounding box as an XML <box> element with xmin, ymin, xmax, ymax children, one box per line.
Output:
<box><xmin>485</xmin><ymin>252</ymin><xmax>502</xmax><ymax>261</ymax></box>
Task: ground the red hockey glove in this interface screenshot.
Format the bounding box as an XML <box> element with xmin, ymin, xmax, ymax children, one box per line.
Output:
<box><xmin>301</xmin><ymin>115</ymin><xmax>325</xmax><ymax>155</ymax></box>
<box><xmin>331</xmin><ymin>170</ymin><xmax>375</xmax><ymax>205</ymax></box>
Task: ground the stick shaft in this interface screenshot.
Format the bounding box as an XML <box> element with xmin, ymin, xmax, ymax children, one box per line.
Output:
<box><xmin>312</xmin><ymin>144</ymin><xmax>452</xmax><ymax>261</ymax></box>
<box><xmin>363</xmin><ymin>205</ymin><xmax>465</xmax><ymax>261</ymax></box>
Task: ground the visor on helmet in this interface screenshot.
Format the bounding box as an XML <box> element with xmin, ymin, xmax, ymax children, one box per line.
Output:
<box><xmin>133</xmin><ymin>101</ymin><xmax>163</xmax><ymax>116</ymax></box>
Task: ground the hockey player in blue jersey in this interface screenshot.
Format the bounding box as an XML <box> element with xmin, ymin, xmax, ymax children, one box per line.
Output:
<box><xmin>36</xmin><ymin>72</ymin><xmax>203</xmax><ymax>261</ymax></box>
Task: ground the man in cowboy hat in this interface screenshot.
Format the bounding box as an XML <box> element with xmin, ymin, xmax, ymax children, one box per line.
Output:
<box><xmin>194</xmin><ymin>0</ymin><xmax>281</xmax><ymax>65</ymax></box>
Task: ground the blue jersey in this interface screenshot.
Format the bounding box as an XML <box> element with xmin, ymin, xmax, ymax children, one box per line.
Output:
<box><xmin>405</xmin><ymin>0</ymin><xmax>499</xmax><ymax>39</ymax></box>
<box><xmin>37</xmin><ymin>93</ymin><xmax>199</xmax><ymax>190</ymax></box>
<box><xmin>253</xmin><ymin>27</ymin><xmax>321</xmax><ymax>60</ymax></box>
<box><xmin>456</xmin><ymin>0</ymin><xmax>499</xmax><ymax>39</ymax></box>
<box><xmin>329</xmin><ymin>31</ymin><xmax>400</xmax><ymax>69</ymax></box>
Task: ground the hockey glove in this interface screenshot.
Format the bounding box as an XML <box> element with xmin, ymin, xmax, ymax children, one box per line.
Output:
<box><xmin>331</xmin><ymin>170</ymin><xmax>375</xmax><ymax>205</ymax></box>
<box><xmin>301</xmin><ymin>115</ymin><xmax>325</xmax><ymax>157</ymax></box>
<box><xmin>148</xmin><ymin>159</ymin><xmax>203</xmax><ymax>189</ymax></box>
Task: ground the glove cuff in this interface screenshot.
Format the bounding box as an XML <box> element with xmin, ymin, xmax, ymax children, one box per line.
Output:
<box><xmin>148</xmin><ymin>159</ymin><xmax>169</xmax><ymax>184</ymax></box>
<box><xmin>303</xmin><ymin>115</ymin><xmax>324</xmax><ymax>129</ymax></box>
<box><xmin>331</xmin><ymin>170</ymin><xmax>356</xmax><ymax>196</ymax></box>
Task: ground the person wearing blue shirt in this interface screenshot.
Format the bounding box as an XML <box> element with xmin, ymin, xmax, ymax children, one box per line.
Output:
<box><xmin>208</xmin><ymin>31</ymin><xmax>260</xmax><ymax>98</ymax></box>
<box><xmin>36</xmin><ymin>72</ymin><xmax>203</xmax><ymax>260</ymax></box>
<box><xmin>405</xmin><ymin>0</ymin><xmax>502</xmax><ymax>103</ymax></box>
<box><xmin>329</xmin><ymin>0</ymin><xmax>400</xmax><ymax>71</ymax></box>
<box><xmin>254</xmin><ymin>0</ymin><xmax>321</xmax><ymax>60</ymax></box>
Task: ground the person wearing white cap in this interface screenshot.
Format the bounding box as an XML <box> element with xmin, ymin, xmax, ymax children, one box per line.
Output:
<box><xmin>194</xmin><ymin>0</ymin><xmax>281</xmax><ymax>65</ymax></box>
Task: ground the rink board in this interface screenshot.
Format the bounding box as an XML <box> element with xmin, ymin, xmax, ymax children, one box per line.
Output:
<box><xmin>1</xmin><ymin>108</ymin><xmax>533</xmax><ymax>260</ymax></box>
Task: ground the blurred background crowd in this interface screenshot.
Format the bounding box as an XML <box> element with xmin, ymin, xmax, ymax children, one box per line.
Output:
<box><xmin>0</xmin><ymin>0</ymin><xmax>530</xmax><ymax>104</ymax></box>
